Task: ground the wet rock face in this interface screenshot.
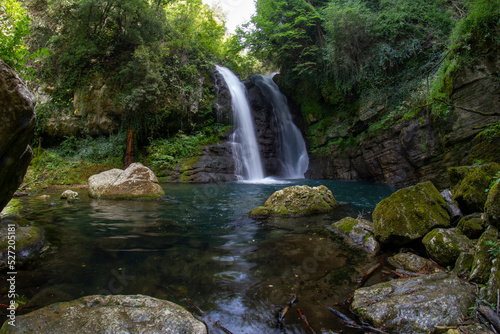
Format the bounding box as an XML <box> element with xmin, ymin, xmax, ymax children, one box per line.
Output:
<box><xmin>245</xmin><ymin>77</ymin><xmax>281</xmax><ymax>176</ymax></box>
<box><xmin>0</xmin><ymin>59</ymin><xmax>36</xmax><ymax>212</ymax></box>
<box><xmin>2</xmin><ymin>294</ymin><xmax>207</xmax><ymax>334</ymax></box>
<box><xmin>351</xmin><ymin>272</ymin><xmax>476</xmax><ymax>334</ymax></box>
<box><xmin>329</xmin><ymin>217</ymin><xmax>380</xmax><ymax>255</ymax></box>
<box><xmin>88</xmin><ymin>163</ymin><xmax>164</xmax><ymax>199</ymax></box>
<box><xmin>372</xmin><ymin>181</ymin><xmax>450</xmax><ymax>246</ymax></box>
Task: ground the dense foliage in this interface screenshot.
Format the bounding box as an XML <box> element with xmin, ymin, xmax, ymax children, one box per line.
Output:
<box><xmin>0</xmin><ymin>0</ymin><xmax>32</xmax><ymax>74</ymax></box>
<box><xmin>243</xmin><ymin>0</ymin><xmax>456</xmax><ymax>119</ymax></box>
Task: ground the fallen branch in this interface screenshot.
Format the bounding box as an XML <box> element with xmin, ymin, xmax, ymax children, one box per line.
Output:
<box><xmin>326</xmin><ymin>306</ymin><xmax>388</xmax><ymax>334</ymax></box>
<box><xmin>277</xmin><ymin>294</ymin><xmax>298</xmax><ymax>328</ymax></box>
<box><xmin>180</xmin><ymin>293</ymin><xmax>233</xmax><ymax>334</ymax></box>
<box><xmin>344</xmin><ymin>263</ymin><xmax>381</xmax><ymax>305</ymax></box>
<box><xmin>297</xmin><ymin>309</ymin><xmax>317</xmax><ymax>334</ymax></box>
<box><xmin>478</xmin><ymin>305</ymin><xmax>500</xmax><ymax>333</ymax></box>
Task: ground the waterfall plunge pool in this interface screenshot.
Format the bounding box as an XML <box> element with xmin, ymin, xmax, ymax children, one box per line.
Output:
<box><xmin>2</xmin><ymin>179</ymin><xmax>396</xmax><ymax>333</ymax></box>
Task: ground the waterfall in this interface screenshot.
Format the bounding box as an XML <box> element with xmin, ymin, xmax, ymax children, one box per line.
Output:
<box><xmin>216</xmin><ymin>66</ymin><xmax>265</xmax><ymax>181</ymax></box>
<box><xmin>252</xmin><ymin>74</ymin><xmax>309</xmax><ymax>179</ymax></box>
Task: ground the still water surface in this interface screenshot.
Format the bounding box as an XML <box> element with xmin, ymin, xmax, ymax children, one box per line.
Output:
<box><xmin>3</xmin><ymin>179</ymin><xmax>396</xmax><ymax>333</ymax></box>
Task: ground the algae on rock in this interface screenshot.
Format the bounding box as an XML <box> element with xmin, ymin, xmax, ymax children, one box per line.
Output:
<box><xmin>372</xmin><ymin>181</ymin><xmax>450</xmax><ymax>245</ymax></box>
<box><xmin>248</xmin><ymin>185</ymin><xmax>338</xmax><ymax>218</ymax></box>
<box><xmin>448</xmin><ymin>163</ymin><xmax>500</xmax><ymax>214</ymax></box>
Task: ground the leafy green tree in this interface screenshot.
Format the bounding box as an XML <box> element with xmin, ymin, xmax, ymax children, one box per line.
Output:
<box><xmin>0</xmin><ymin>0</ymin><xmax>31</xmax><ymax>73</ymax></box>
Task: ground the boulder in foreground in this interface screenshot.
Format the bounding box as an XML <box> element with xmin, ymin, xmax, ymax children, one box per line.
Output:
<box><xmin>88</xmin><ymin>163</ymin><xmax>164</xmax><ymax>199</ymax></box>
<box><xmin>351</xmin><ymin>272</ymin><xmax>475</xmax><ymax>334</ymax></box>
<box><xmin>248</xmin><ymin>185</ymin><xmax>338</xmax><ymax>218</ymax></box>
<box><xmin>1</xmin><ymin>294</ymin><xmax>206</xmax><ymax>334</ymax></box>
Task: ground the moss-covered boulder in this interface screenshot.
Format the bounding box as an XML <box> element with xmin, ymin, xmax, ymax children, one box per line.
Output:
<box><xmin>0</xmin><ymin>294</ymin><xmax>207</xmax><ymax>334</ymax></box>
<box><xmin>248</xmin><ymin>185</ymin><xmax>338</xmax><ymax>218</ymax></box>
<box><xmin>0</xmin><ymin>214</ymin><xmax>44</xmax><ymax>268</ymax></box>
<box><xmin>448</xmin><ymin>163</ymin><xmax>500</xmax><ymax>214</ymax></box>
<box><xmin>456</xmin><ymin>213</ymin><xmax>486</xmax><ymax>239</ymax></box>
<box><xmin>453</xmin><ymin>251</ymin><xmax>475</xmax><ymax>275</ymax></box>
<box><xmin>351</xmin><ymin>272</ymin><xmax>475</xmax><ymax>334</ymax></box>
<box><xmin>422</xmin><ymin>228</ymin><xmax>473</xmax><ymax>267</ymax></box>
<box><xmin>480</xmin><ymin>258</ymin><xmax>500</xmax><ymax>306</ymax></box>
<box><xmin>372</xmin><ymin>181</ymin><xmax>450</xmax><ymax>246</ymax></box>
<box><xmin>88</xmin><ymin>163</ymin><xmax>164</xmax><ymax>199</ymax></box>
<box><xmin>485</xmin><ymin>181</ymin><xmax>500</xmax><ymax>229</ymax></box>
<box><xmin>470</xmin><ymin>226</ymin><xmax>499</xmax><ymax>283</ymax></box>
<box><xmin>329</xmin><ymin>217</ymin><xmax>380</xmax><ymax>255</ymax></box>
<box><xmin>387</xmin><ymin>252</ymin><xmax>433</xmax><ymax>273</ymax></box>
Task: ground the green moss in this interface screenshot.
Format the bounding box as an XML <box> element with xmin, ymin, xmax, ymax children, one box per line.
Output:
<box><xmin>449</xmin><ymin>163</ymin><xmax>500</xmax><ymax>214</ymax></box>
<box><xmin>373</xmin><ymin>181</ymin><xmax>450</xmax><ymax>245</ymax></box>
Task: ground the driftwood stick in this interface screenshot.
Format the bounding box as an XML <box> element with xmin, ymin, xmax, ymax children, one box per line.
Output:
<box><xmin>297</xmin><ymin>309</ymin><xmax>317</xmax><ymax>334</ymax></box>
<box><xmin>180</xmin><ymin>293</ymin><xmax>233</xmax><ymax>334</ymax></box>
<box><xmin>326</xmin><ymin>306</ymin><xmax>388</xmax><ymax>334</ymax></box>
<box><xmin>344</xmin><ymin>263</ymin><xmax>381</xmax><ymax>304</ymax></box>
<box><xmin>479</xmin><ymin>305</ymin><xmax>500</xmax><ymax>333</ymax></box>
<box><xmin>277</xmin><ymin>294</ymin><xmax>298</xmax><ymax>326</ymax></box>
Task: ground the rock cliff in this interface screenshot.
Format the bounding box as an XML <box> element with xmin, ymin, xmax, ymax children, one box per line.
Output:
<box><xmin>306</xmin><ymin>55</ymin><xmax>500</xmax><ymax>187</ymax></box>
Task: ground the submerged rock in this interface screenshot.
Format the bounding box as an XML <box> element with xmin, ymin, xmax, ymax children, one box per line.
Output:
<box><xmin>2</xmin><ymin>294</ymin><xmax>207</xmax><ymax>334</ymax></box>
<box><xmin>422</xmin><ymin>228</ymin><xmax>473</xmax><ymax>267</ymax></box>
<box><xmin>0</xmin><ymin>214</ymin><xmax>44</xmax><ymax>267</ymax></box>
<box><xmin>248</xmin><ymin>185</ymin><xmax>338</xmax><ymax>217</ymax></box>
<box><xmin>0</xmin><ymin>59</ymin><xmax>36</xmax><ymax>212</ymax></box>
<box><xmin>448</xmin><ymin>163</ymin><xmax>500</xmax><ymax>214</ymax></box>
<box><xmin>329</xmin><ymin>217</ymin><xmax>380</xmax><ymax>255</ymax></box>
<box><xmin>88</xmin><ymin>163</ymin><xmax>164</xmax><ymax>199</ymax></box>
<box><xmin>351</xmin><ymin>272</ymin><xmax>475</xmax><ymax>334</ymax></box>
<box><xmin>372</xmin><ymin>181</ymin><xmax>450</xmax><ymax>245</ymax></box>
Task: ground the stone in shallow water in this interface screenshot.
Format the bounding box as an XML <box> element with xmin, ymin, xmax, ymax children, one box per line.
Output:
<box><xmin>329</xmin><ymin>217</ymin><xmax>380</xmax><ymax>255</ymax></box>
<box><xmin>351</xmin><ymin>272</ymin><xmax>475</xmax><ymax>334</ymax></box>
<box><xmin>248</xmin><ymin>185</ymin><xmax>338</xmax><ymax>217</ymax></box>
<box><xmin>88</xmin><ymin>162</ymin><xmax>164</xmax><ymax>199</ymax></box>
<box><xmin>1</xmin><ymin>294</ymin><xmax>206</xmax><ymax>334</ymax></box>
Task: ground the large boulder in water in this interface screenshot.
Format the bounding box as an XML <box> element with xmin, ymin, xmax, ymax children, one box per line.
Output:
<box><xmin>0</xmin><ymin>59</ymin><xmax>36</xmax><ymax>212</ymax></box>
<box><xmin>88</xmin><ymin>163</ymin><xmax>164</xmax><ymax>199</ymax></box>
<box><xmin>248</xmin><ymin>185</ymin><xmax>338</xmax><ymax>217</ymax></box>
<box><xmin>1</xmin><ymin>294</ymin><xmax>207</xmax><ymax>333</ymax></box>
<box><xmin>372</xmin><ymin>181</ymin><xmax>450</xmax><ymax>245</ymax></box>
<box><xmin>351</xmin><ymin>272</ymin><xmax>475</xmax><ymax>334</ymax></box>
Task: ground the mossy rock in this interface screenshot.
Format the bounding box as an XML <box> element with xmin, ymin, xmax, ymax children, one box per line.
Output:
<box><xmin>387</xmin><ymin>252</ymin><xmax>433</xmax><ymax>273</ymax></box>
<box><xmin>0</xmin><ymin>215</ymin><xmax>44</xmax><ymax>267</ymax></box>
<box><xmin>372</xmin><ymin>181</ymin><xmax>450</xmax><ymax>246</ymax></box>
<box><xmin>485</xmin><ymin>181</ymin><xmax>500</xmax><ymax>229</ymax></box>
<box><xmin>248</xmin><ymin>185</ymin><xmax>338</xmax><ymax>218</ymax></box>
<box><xmin>470</xmin><ymin>226</ymin><xmax>499</xmax><ymax>284</ymax></box>
<box><xmin>422</xmin><ymin>228</ymin><xmax>473</xmax><ymax>267</ymax></box>
<box><xmin>480</xmin><ymin>258</ymin><xmax>500</xmax><ymax>306</ymax></box>
<box><xmin>456</xmin><ymin>213</ymin><xmax>486</xmax><ymax>239</ymax></box>
<box><xmin>329</xmin><ymin>217</ymin><xmax>380</xmax><ymax>254</ymax></box>
<box><xmin>453</xmin><ymin>251</ymin><xmax>475</xmax><ymax>275</ymax></box>
<box><xmin>448</xmin><ymin>163</ymin><xmax>500</xmax><ymax>214</ymax></box>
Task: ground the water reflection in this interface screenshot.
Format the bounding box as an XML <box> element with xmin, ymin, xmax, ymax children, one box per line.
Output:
<box><xmin>1</xmin><ymin>180</ymin><xmax>395</xmax><ymax>333</ymax></box>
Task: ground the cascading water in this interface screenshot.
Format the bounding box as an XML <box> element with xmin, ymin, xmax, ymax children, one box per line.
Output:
<box><xmin>216</xmin><ymin>66</ymin><xmax>265</xmax><ymax>181</ymax></box>
<box><xmin>252</xmin><ymin>74</ymin><xmax>309</xmax><ymax>178</ymax></box>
